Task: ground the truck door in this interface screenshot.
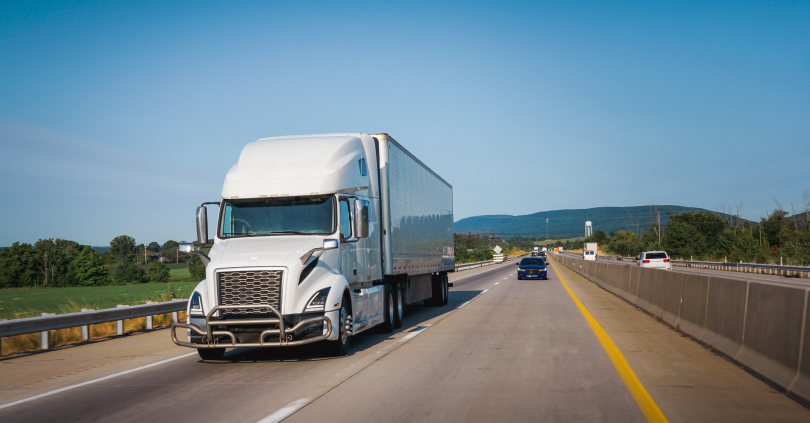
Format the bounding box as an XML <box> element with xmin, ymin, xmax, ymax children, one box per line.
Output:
<box><xmin>339</xmin><ymin>198</ymin><xmax>357</xmax><ymax>284</ymax></box>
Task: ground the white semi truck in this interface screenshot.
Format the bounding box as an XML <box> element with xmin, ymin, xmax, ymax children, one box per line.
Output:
<box><xmin>171</xmin><ymin>133</ymin><xmax>454</xmax><ymax>359</ymax></box>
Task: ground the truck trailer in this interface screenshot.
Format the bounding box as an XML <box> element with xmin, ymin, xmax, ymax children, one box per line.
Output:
<box><xmin>171</xmin><ymin>133</ymin><xmax>454</xmax><ymax>359</ymax></box>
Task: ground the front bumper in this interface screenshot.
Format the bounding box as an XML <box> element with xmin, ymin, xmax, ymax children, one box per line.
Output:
<box><xmin>171</xmin><ymin>304</ymin><xmax>332</xmax><ymax>349</ymax></box>
<box><xmin>518</xmin><ymin>269</ymin><xmax>548</xmax><ymax>278</ymax></box>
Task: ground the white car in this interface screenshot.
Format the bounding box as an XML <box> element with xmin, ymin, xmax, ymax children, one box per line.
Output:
<box><xmin>582</xmin><ymin>250</ymin><xmax>597</xmax><ymax>261</ymax></box>
<box><xmin>637</xmin><ymin>251</ymin><xmax>671</xmax><ymax>269</ymax></box>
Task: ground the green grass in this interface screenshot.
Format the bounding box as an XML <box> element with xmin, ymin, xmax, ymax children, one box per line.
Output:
<box><xmin>0</xmin><ymin>282</ymin><xmax>198</xmax><ymax>320</ymax></box>
<box><xmin>169</xmin><ymin>267</ymin><xmax>192</xmax><ymax>281</ymax></box>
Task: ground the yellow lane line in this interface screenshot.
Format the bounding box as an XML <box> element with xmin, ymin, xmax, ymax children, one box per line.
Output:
<box><xmin>550</xmin><ymin>260</ymin><xmax>669</xmax><ymax>423</ymax></box>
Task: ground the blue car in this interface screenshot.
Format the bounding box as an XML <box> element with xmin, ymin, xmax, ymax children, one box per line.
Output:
<box><xmin>516</xmin><ymin>257</ymin><xmax>548</xmax><ymax>280</ymax></box>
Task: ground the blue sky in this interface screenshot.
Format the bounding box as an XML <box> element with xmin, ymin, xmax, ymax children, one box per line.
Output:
<box><xmin>1</xmin><ymin>1</ymin><xmax>808</xmax><ymax>246</ymax></box>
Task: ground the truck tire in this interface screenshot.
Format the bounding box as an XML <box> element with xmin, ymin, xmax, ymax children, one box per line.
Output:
<box><xmin>393</xmin><ymin>281</ymin><xmax>404</xmax><ymax>329</ymax></box>
<box><xmin>326</xmin><ymin>300</ymin><xmax>351</xmax><ymax>356</ymax></box>
<box><xmin>426</xmin><ymin>274</ymin><xmax>444</xmax><ymax>307</ymax></box>
<box><xmin>380</xmin><ymin>284</ymin><xmax>395</xmax><ymax>333</ymax></box>
<box><xmin>442</xmin><ymin>273</ymin><xmax>449</xmax><ymax>306</ymax></box>
<box><xmin>197</xmin><ymin>348</ymin><xmax>225</xmax><ymax>361</ymax></box>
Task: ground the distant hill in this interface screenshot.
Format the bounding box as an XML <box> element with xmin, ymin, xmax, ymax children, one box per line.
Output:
<box><xmin>454</xmin><ymin>205</ymin><xmax>716</xmax><ymax>238</ymax></box>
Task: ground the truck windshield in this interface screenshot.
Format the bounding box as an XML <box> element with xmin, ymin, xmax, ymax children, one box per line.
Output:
<box><xmin>219</xmin><ymin>195</ymin><xmax>336</xmax><ymax>238</ymax></box>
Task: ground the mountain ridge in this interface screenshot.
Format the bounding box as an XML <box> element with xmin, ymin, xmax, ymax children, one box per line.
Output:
<box><xmin>454</xmin><ymin>205</ymin><xmax>714</xmax><ymax>238</ymax></box>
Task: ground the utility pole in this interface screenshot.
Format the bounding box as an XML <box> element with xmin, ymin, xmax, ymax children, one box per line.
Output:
<box><xmin>144</xmin><ymin>245</ymin><xmax>146</xmax><ymax>264</ymax></box>
<box><xmin>176</xmin><ymin>249</ymin><xmax>179</xmax><ymax>264</ymax></box>
<box><xmin>657</xmin><ymin>211</ymin><xmax>661</xmax><ymax>244</ymax></box>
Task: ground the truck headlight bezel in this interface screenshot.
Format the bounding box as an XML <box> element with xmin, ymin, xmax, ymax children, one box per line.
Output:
<box><xmin>305</xmin><ymin>287</ymin><xmax>331</xmax><ymax>313</ymax></box>
<box><xmin>189</xmin><ymin>291</ymin><xmax>204</xmax><ymax>315</ymax></box>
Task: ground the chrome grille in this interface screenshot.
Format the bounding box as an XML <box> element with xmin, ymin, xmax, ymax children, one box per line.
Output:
<box><xmin>218</xmin><ymin>270</ymin><xmax>283</xmax><ymax>316</ymax></box>
<box><xmin>526</xmin><ymin>270</ymin><xmax>538</xmax><ymax>276</ymax></box>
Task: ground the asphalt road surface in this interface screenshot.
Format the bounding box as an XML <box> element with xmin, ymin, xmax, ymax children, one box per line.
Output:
<box><xmin>1</xmin><ymin>259</ymin><xmax>807</xmax><ymax>422</ymax></box>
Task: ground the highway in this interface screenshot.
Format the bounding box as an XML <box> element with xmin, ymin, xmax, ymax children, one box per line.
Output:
<box><xmin>1</xmin><ymin>258</ymin><xmax>808</xmax><ymax>422</ymax></box>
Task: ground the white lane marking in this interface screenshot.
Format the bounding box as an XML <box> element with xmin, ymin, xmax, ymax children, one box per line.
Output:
<box><xmin>257</xmin><ymin>398</ymin><xmax>311</xmax><ymax>423</ymax></box>
<box><xmin>0</xmin><ymin>352</ymin><xmax>198</xmax><ymax>410</ymax></box>
<box><xmin>261</xmin><ymin>324</ymin><xmax>433</xmax><ymax>422</ymax></box>
<box><xmin>456</xmin><ymin>301</ymin><xmax>470</xmax><ymax>309</ymax></box>
<box><xmin>494</xmin><ymin>282</ymin><xmax>500</xmax><ymax>285</ymax></box>
<box><xmin>481</xmin><ymin>289</ymin><xmax>489</xmax><ymax>293</ymax></box>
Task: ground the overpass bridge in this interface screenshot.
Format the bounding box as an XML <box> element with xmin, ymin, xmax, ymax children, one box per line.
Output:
<box><xmin>1</xmin><ymin>258</ymin><xmax>808</xmax><ymax>422</ymax></box>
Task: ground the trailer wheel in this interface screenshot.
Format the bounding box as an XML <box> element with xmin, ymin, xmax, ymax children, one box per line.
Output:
<box><xmin>426</xmin><ymin>274</ymin><xmax>443</xmax><ymax>307</ymax></box>
<box><xmin>393</xmin><ymin>281</ymin><xmax>404</xmax><ymax>329</ymax></box>
<box><xmin>442</xmin><ymin>273</ymin><xmax>449</xmax><ymax>306</ymax></box>
<box><xmin>197</xmin><ymin>348</ymin><xmax>225</xmax><ymax>361</ymax></box>
<box><xmin>326</xmin><ymin>301</ymin><xmax>351</xmax><ymax>356</ymax></box>
<box><xmin>380</xmin><ymin>284</ymin><xmax>395</xmax><ymax>333</ymax></box>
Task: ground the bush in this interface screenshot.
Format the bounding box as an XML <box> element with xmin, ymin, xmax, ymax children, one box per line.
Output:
<box><xmin>114</xmin><ymin>261</ymin><xmax>146</xmax><ymax>284</ymax></box>
<box><xmin>147</xmin><ymin>261</ymin><xmax>170</xmax><ymax>283</ymax></box>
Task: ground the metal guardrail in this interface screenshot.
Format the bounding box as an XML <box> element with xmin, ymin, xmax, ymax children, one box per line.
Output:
<box><xmin>0</xmin><ymin>299</ymin><xmax>188</xmax><ymax>340</ymax></box>
<box><xmin>455</xmin><ymin>260</ymin><xmax>495</xmax><ymax>271</ymax></box>
<box><xmin>672</xmin><ymin>260</ymin><xmax>810</xmax><ymax>277</ymax></box>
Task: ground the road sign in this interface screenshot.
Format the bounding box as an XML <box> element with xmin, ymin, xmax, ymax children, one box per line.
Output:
<box><xmin>493</xmin><ymin>245</ymin><xmax>502</xmax><ymax>254</ymax></box>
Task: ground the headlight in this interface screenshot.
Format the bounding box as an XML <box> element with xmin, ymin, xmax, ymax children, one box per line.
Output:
<box><xmin>190</xmin><ymin>292</ymin><xmax>203</xmax><ymax>314</ymax></box>
<box><xmin>305</xmin><ymin>288</ymin><xmax>331</xmax><ymax>313</ymax></box>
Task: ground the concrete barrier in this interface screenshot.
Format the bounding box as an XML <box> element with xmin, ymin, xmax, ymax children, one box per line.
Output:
<box><xmin>660</xmin><ymin>271</ymin><xmax>683</xmax><ymax>327</ymax></box>
<box><xmin>702</xmin><ymin>277</ymin><xmax>747</xmax><ymax>358</ymax></box>
<box><xmin>737</xmin><ymin>283</ymin><xmax>806</xmax><ymax>392</ymax></box>
<box><xmin>636</xmin><ymin>267</ymin><xmax>665</xmax><ymax>316</ymax></box>
<box><xmin>551</xmin><ymin>253</ymin><xmax>810</xmax><ymax>406</ymax></box>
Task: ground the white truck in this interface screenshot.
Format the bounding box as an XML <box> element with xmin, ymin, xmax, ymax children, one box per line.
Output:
<box><xmin>171</xmin><ymin>133</ymin><xmax>454</xmax><ymax>360</ymax></box>
<box><xmin>583</xmin><ymin>242</ymin><xmax>598</xmax><ymax>261</ymax></box>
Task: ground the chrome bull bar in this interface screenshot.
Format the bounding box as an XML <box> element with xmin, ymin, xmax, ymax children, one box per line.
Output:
<box><xmin>170</xmin><ymin>304</ymin><xmax>332</xmax><ymax>348</ymax></box>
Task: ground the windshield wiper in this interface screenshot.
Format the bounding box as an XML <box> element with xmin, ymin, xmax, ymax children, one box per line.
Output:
<box><xmin>222</xmin><ymin>232</ymin><xmax>255</xmax><ymax>236</ymax></box>
<box><xmin>267</xmin><ymin>231</ymin><xmax>307</xmax><ymax>235</ymax></box>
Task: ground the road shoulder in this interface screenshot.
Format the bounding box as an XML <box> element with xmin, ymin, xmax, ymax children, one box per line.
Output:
<box><xmin>551</xmin><ymin>256</ymin><xmax>809</xmax><ymax>422</ymax></box>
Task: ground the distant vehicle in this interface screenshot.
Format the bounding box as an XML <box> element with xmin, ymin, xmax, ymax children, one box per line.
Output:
<box><xmin>537</xmin><ymin>251</ymin><xmax>547</xmax><ymax>260</ymax></box>
<box><xmin>637</xmin><ymin>251</ymin><xmax>671</xmax><ymax>270</ymax></box>
<box><xmin>530</xmin><ymin>251</ymin><xmax>538</xmax><ymax>257</ymax></box>
<box><xmin>582</xmin><ymin>250</ymin><xmax>596</xmax><ymax>261</ymax></box>
<box><xmin>541</xmin><ymin>247</ymin><xmax>547</xmax><ymax>253</ymax></box>
<box><xmin>533</xmin><ymin>247</ymin><xmax>540</xmax><ymax>253</ymax></box>
<box><xmin>516</xmin><ymin>257</ymin><xmax>548</xmax><ymax>280</ymax></box>
<box><xmin>559</xmin><ymin>247</ymin><xmax>565</xmax><ymax>253</ymax></box>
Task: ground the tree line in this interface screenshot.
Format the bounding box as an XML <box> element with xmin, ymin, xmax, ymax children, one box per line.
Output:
<box><xmin>0</xmin><ymin>236</ymin><xmax>206</xmax><ymax>289</ymax></box>
<box><xmin>569</xmin><ymin>200</ymin><xmax>810</xmax><ymax>265</ymax></box>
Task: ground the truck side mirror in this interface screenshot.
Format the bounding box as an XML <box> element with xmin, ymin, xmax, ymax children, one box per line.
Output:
<box><xmin>196</xmin><ymin>206</ymin><xmax>208</xmax><ymax>245</ymax></box>
<box><xmin>179</xmin><ymin>243</ymin><xmax>194</xmax><ymax>253</ymax></box>
<box><xmin>353</xmin><ymin>199</ymin><xmax>369</xmax><ymax>239</ymax></box>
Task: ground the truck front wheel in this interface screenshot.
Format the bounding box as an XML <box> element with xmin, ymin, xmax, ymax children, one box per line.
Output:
<box><xmin>380</xmin><ymin>284</ymin><xmax>395</xmax><ymax>333</ymax></box>
<box><xmin>197</xmin><ymin>348</ymin><xmax>225</xmax><ymax>361</ymax></box>
<box><xmin>326</xmin><ymin>301</ymin><xmax>351</xmax><ymax>356</ymax></box>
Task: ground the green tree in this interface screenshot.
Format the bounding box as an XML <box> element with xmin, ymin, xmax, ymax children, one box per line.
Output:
<box><xmin>187</xmin><ymin>254</ymin><xmax>207</xmax><ymax>280</ymax></box>
<box><xmin>109</xmin><ymin>235</ymin><xmax>137</xmax><ymax>263</ymax></box>
<box><xmin>732</xmin><ymin>230</ymin><xmax>760</xmax><ymax>263</ymax></box>
<box><xmin>160</xmin><ymin>240</ymin><xmax>179</xmax><ymax>255</ymax></box>
<box><xmin>663</xmin><ymin>222</ymin><xmax>705</xmax><ymax>259</ymax></box>
<box><xmin>589</xmin><ymin>230</ymin><xmax>609</xmax><ymax>245</ymax></box>
<box><xmin>147</xmin><ymin>261</ymin><xmax>170</xmax><ymax>283</ymax></box>
<box><xmin>33</xmin><ymin>238</ymin><xmax>81</xmax><ymax>287</ymax></box>
<box><xmin>0</xmin><ymin>242</ymin><xmax>37</xmax><ymax>288</ymax></box>
<box><xmin>113</xmin><ymin>261</ymin><xmax>146</xmax><ymax>284</ymax></box>
<box><xmin>607</xmin><ymin>231</ymin><xmax>641</xmax><ymax>256</ymax></box>
<box><xmin>146</xmin><ymin>242</ymin><xmax>161</xmax><ymax>253</ymax></box>
<box><xmin>70</xmin><ymin>247</ymin><xmax>109</xmax><ymax>286</ymax></box>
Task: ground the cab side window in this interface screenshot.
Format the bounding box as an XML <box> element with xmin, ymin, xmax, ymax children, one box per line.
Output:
<box><xmin>340</xmin><ymin>199</ymin><xmax>352</xmax><ymax>240</ymax></box>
